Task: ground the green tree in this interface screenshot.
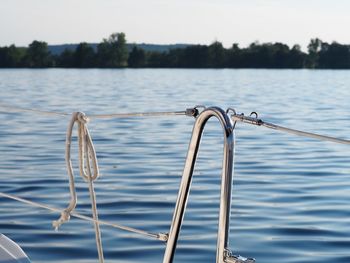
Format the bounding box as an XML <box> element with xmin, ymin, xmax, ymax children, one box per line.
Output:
<box><xmin>227</xmin><ymin>43</ymin><xmax>242</xmax><ymax>68</ymax></box>
<box><xmin>180</xmin><ymin>45</ymin><xmax>209</xmax><ymax>67</ymax></box>
<box><xmin>163</xmin><ymin>49</ymin><xmax>182</xmax><ymax>67</ymax></box>
<box><xmin>74</xmin><ymin>42</ymin><xmax>96</xmax><ymax>67</ymax></box>
<box><xmin>271</xmin><ymin>43</ymin><xmax>290</xmax><ymax>68</ymax></box>
<box><xmin>241</xmin><ymin>42</ymin><xmax>274</xmax><ymax>68</ymax></box>
<box><xmin>233</xmin><ymin>42</ymin><xmax>308</xmax><ymax>68</ymax></box>
<box><xmin>288</xmin><ymin>44</ymin><xmax>306</xmax><ymax>68</ymax></box>
<box><xmin>307</xmin><ymin>38</ymin><xmax>322</xmax><ymax>68</ymax></box>
<box><xmin>24</xmin><ymin>40</ymin><xmax>52</xmax><ymax>67</ymax></box>
<box><xmin>308</xmin><ymin>38</ymin><xmax>322</xmax><ymax>54</ymax></box>
<box><xmin>0</xmin><ymin>45</ymin><xmax>26</xmax><ymax>67</ymax></box>
<box><xmin>208</xmin><ymin>41</ymin><xmax>226</xmax><ymax>67</ymax></box>
<box><xmin>146</xmin><ymin>51</ymin><xmax>167</xmax><ymax>67</ymax></box>
<box><xmin>97</xmin><ymin>32</ymin><xmax>128</xmax><ymax>67</ymax></box>
<box><xmin>128</xmin><ymin>46</ymin><xmax>146</xmax><ymax>67</ymax></box>
<box><xmin>56</xmin><ymin>48</ymin><xmax>74</xmax><ymax>67</ymax></box>
<box><xmin>318</xmin><ymin>42</ymin><xmax>350</xmax><ymax>69</ymax></box>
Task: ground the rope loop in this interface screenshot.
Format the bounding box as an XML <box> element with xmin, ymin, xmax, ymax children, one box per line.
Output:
<box><xmin>77</xmin><ymin>112</ymin><xmax>89</xmax><ymax>124</ymax></box>
<box><xmin>53</xmin><ymin>111</ymin><xmax>104</xmax><ymax>263</ymax></box>
<box><xmin>76</xmin><ymin>112</ymin><xmax>99</xmax><ymax>182</ymax></box>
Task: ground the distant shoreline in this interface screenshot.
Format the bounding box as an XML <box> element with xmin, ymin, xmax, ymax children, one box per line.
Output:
<box><xmin>1</xmin><ymin>68</ymin><xmax>349</xmax><ymax>71</ymax></box>
<box><xmin>1</xmin><ymin>33</ymin><xmax>350</xmax><ymax>69</ymax></box>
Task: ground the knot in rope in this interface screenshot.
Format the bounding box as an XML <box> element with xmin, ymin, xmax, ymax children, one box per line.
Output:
<box><xmin>52</xmin><ymin>210</ymin><xmax>70</xmax><ymax>230</ymax></box>
<box><xmin>77</xmin><ymin>112</ymin><xmax>89</xmax><ymax>124</ymax></box>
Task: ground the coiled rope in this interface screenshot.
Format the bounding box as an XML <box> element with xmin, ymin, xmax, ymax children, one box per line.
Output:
<box><xmin>52</xmin><ymin>112</ymin><xmax>104</xmax><ymax>262</ymax></box>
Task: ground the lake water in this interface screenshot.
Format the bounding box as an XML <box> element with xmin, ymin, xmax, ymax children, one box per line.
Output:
<box><xmin>0</xmin><ymin>69</ymin><xmax>350</xmax><ymax>263</ymax></box>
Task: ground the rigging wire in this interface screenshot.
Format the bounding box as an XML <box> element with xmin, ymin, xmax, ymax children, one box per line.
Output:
<box><xmin>231</xmin><ymin>113</ymin><xmax>350</xmax><ymax>145</ymax></box>
<box><xmin>0</xmin><ymin>101</ymin><xmax>348</xmax><ymax>146</ymax></box>
<box><xmin>0</xmin><ymin>191</ymin><xmax>166</xmax><ymax>241</ymax></box>
<box><xmin>0</xmin><ymin>102</ymin><xmax>196</xmax><ymax>119</ymax></box>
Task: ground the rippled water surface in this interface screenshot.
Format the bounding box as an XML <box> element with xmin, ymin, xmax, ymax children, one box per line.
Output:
<box><xmin>0</xmin><ymin>69</ymin><xmax>350</xmax><ymax>263</ymax></box>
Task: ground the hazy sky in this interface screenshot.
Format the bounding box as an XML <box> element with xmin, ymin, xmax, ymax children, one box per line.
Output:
<box><xmin>1</xmin><ymin>0</ymin><xmax>350</xmax><ymax>49</ymax></box>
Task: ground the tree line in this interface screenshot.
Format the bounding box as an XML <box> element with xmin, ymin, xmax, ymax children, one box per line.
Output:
<box><xmin>1</xmin><ymin>33</ymin><xmax>350</xmax><ymax>69</ymax></box>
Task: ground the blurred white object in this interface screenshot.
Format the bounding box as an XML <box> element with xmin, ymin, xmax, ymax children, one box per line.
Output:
<box><xmin>0</xmin><ymin>234</ymin><xmax>30</xmax><ymax>263</ymax></box>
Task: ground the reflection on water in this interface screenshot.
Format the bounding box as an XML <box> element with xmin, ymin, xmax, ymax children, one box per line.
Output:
<box><xmin>0</xmin><ymin>69</ymin><xmax>350</xmax><ymax>263</ymax></box>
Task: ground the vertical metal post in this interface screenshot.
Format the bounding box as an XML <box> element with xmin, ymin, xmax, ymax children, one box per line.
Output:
<box><xmin>163</xmin><ymin>107</ymin><xmax>235</xmax><ymax>263</ymax></box>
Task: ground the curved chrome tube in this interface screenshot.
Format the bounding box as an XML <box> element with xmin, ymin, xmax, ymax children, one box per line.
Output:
<box><xmin>163</xmin><ymin>107</ymin><xmax>235</xmax><ymax>263</ymax></box>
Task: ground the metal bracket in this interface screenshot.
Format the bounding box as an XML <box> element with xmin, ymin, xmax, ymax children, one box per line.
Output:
<box><xmin>185</xmin><ymin>107</ymin><xmax>199</xmax><ymax>117</ymax></box>
<box><xmin>225</xmin><ymin>249</ymin><xmax>255</xmax><ymax>263</ymax></box>
<box><xmin>226</xmin><ymin>255</ymin><xmax>256</xmax><ymax>263</ymax></box>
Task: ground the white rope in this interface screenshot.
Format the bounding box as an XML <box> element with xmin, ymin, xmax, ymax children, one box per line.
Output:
<box><xmin>0</xmin><ymin>191</ymin><xmax>166</xmax><ymax>241</ymax></box>
<box><xmin>52</xmin><ymin>112</ymin><xmax>104</xmax><ymax>263</ymax></box>
<box><xmin>0</xmin><ymin>103</ymin><xmax>195</xmax><ymax>119</ymax></box>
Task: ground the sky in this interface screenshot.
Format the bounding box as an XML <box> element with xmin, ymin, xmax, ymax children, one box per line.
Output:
<box><xmin>1</xmin><ymin>0</ymin><xmax>350</xmax><ymax>49</ymax></box>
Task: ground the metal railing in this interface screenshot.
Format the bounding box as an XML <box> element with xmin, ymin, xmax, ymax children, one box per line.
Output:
<box><xmin>163</xmin><ymin>107</ymin><xmax>236</xmax><ymax>263</ymax></box>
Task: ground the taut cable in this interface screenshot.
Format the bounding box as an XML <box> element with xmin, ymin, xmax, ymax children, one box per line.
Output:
<box><xmin>0</xmin><ymin>102</ymin><xmax>198</xmax><ymax>119</ymax></box>
<box><xmin>0</xmin><ymin>191</ymin><xmax>166</xmax><ymax>241</ymax></box>
<box><xmin>231</xmin><ymin>113</ymin><xmax>350</xmax><ymax>145</ymax></box>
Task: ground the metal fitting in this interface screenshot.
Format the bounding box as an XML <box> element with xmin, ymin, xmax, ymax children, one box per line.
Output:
<box><xmin>225</xmin><ymin>255</ymin><xmax>256</xmax><ymax>263</ymax></box>
<box><xmin>224</xmin><ymin>249</ymin><xmax>255</xmax><ymax>263</ymax></box>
